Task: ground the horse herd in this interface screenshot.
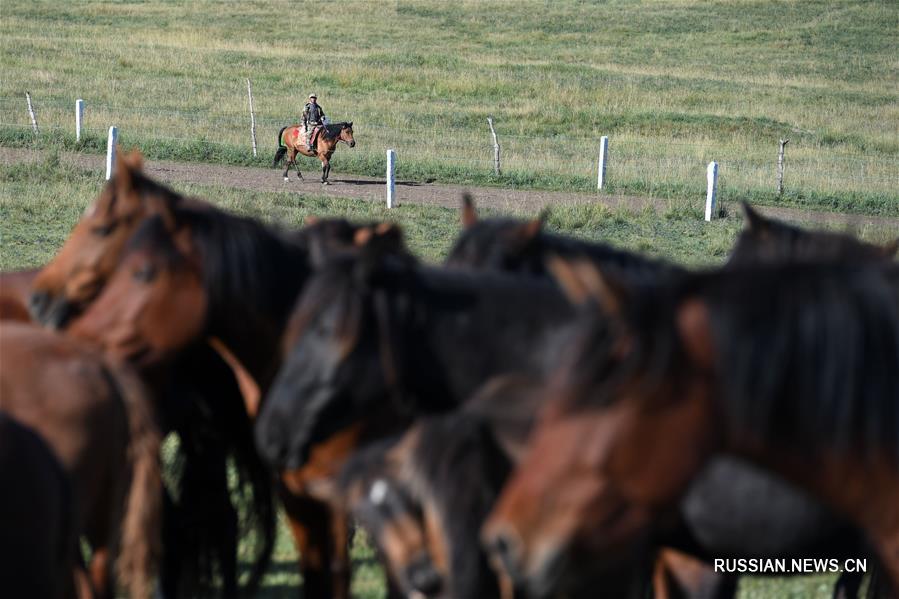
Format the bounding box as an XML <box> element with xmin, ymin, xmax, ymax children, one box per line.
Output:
<box><xmin>1</xmin><ymin>149</ymin><xmax>897</xmax><ymax>599</ymax></box>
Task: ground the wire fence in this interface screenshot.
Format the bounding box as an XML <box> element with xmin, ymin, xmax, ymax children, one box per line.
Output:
<box><xmin>1</xmin><ymin>93</ymin><xmax>897</xmax><ymax>200</ymax></box>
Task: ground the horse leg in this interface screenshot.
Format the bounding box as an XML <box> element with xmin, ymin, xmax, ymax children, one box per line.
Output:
<box><xmin>321</xmin><ymin>159</ymin><xmax>330</xmax><ymax>185</ymax></box>
<box><xmin>280</xmin><ymin>489</ymin><xmax>335</xmax><ymax>599</ymax></box>
<box><xmin>294</xmin><ymin>156</ymin><xmax>304</xmax><ymax>180</ymax></box>
<box><xmin>329</xmin><ymin>507</ymin><xmax>352</xmax><ymax>599</ymax></box>
<box><xmin>283</xmin><ymin>149</ymin><xmax>295</xmax><ymax>181</ymax></box>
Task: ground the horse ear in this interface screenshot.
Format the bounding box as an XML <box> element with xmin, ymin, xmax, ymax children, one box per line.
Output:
<box><xmin>880</xmin><ymin>238</ymin><xmax>899</xmax><ymax>258</ymax></box>
<box><xmin>461</xmin><ymin>193</ymin><xmax>478</xmax><ymax>228</ymax></box>
<box><xmin>112</xmin><ymin>147</ymin><xmax>145</xmax><ymax>215</ymax></box>
<box><xmin>513</xmin><ymin>212</ymin><xmax>546</xmax><ymax>247</ymax></box>
<box><xmin>676</xmin><ymin>299</ymin><xmax>715</xmax><ymax>372</ymax></box>
<box><xmin>208</xmin><ymin>337</ymin><xmax>261</xmax><ymax>419</ymax></box>
<box><xmin>546</xmin><ymin>255</ymin><xmax>627</xmax><ymax>316</ymax></box>
<box><xmin>741</xmin><ymin>202</ymin><xmax>769</xmax><ymax>234</ymax></box>
<box><xmin>354</xmin><ymin>222</ymin><xmax>405</xmax><ymax>254</ymax></box>
<box><xmin>353</xmin><ymin>227</ymin><xmax>373</xmax><ymax>247</ymax></box>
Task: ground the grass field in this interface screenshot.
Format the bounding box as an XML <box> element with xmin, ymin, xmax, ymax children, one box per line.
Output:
<box><xmin>1</xmin><ymin>156</ymin><xmax>894</xmax><ymax>596</ymax></box>
<box><xmin>1</xmin><ymin>1</ymin><xmax>897</xmax><ymax>214</ymax></box>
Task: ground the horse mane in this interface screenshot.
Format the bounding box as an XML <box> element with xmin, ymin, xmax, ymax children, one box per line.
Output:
<box><xmin>570</xmin><ymin>263</ymin><xmax>899</xmax><ymax>459</ymax></box>
<box><xmin>322</xmin><ymin>122</ymin><xmax>351</xmax><ymax>139</ymax></box>
<box><xmin>173</xmin><ymin>201</ymin><xmax>311</xmax><ymax>333</ymax></box>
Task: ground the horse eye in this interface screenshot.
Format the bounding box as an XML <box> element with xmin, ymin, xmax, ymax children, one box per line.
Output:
<box><xmin>91</xmin><ymin>223</ymin><xmax>116</xmax><ymax>237</ymax></box>
<box><xmin>132</xmin><ymin>263</ymin><xmax>158</xmax><ymax>283</ymax></box>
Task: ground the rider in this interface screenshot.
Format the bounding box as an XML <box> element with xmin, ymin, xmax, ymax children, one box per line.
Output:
<box><xmin>302</xmin><ymin>93</ymin><xmax>326</xmax><ymax>153</ymax></box>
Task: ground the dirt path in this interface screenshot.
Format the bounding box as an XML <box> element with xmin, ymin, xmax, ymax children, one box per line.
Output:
<box><xmin>3</xmin><ymin>146</ymin><xmax>897</xmax><ymax>230</ymax></box>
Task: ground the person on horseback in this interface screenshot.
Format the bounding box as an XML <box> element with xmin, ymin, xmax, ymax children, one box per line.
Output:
<box><xmin>302</xmin><ymin>93</ymin><xmax>326</xmax><ymax>153</ymax></box>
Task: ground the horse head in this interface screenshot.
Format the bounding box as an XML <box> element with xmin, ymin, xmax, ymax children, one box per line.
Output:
<box><xmin>338</xmin><ymin>122</ymin><xmax>355</xmax><ymax>147</ymax></box>
<box><xmin>67</xmin><ymin>214</ymin><xmax>208</xmax><ymax>368</ymax></box>
<box><xmin>29</xmin><ymin>149</ymin><xmax>183</xmax><ymax>328</ymax></box>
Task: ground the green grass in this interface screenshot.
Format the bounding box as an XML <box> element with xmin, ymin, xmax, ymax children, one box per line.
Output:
<box><xmin>2</xmin><ymin>133</ymin><xmax>892</xmax><ymax>599</ymax></box>
<box><xmin>1</xmin><ymin>1</ymin><xmax>897</xmax><ymax>214</ymax></box>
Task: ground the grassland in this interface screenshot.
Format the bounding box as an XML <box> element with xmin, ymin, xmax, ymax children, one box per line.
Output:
<box><xmin>4</xmin><ymin>153</ymin><xmax>895</xmax><ymax>596</ymax></box>
<box><xmin>1</xmin><ymin>1</ymin><xmax>897</xmax><ymax>214</ymax></box>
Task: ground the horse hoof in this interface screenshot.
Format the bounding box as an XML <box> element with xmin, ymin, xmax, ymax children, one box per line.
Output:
<box><xmin>322</xmin><ymin>181</ymin><xmax>330</xmax><ymax>186</ymax></box>
<box><xmin>284</xmin><ymin>177</ymin><xmax>289</xmax><ymax>182</ymax></box>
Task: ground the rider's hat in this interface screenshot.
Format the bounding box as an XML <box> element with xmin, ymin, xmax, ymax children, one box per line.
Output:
<box><xmin>309</xmin><ymin>93</ymin><xmax>317</xmax><ymax>99</ymax></box>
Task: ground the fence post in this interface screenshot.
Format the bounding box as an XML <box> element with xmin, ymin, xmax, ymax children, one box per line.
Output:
<box><xmin>487</xmin><ymin>117</ymin><xmax>500</xmax><ymax>176</ymax></box>
<box><xmin>597</xmin><ymin>135</ymin><xmax>609</xmax><ymax>190</ymax></box>
<box><xmin>106</xmin><ymin>126</ymin><xmax>118</xmax><ymax>181</ymax></box>
<box><xmin>75</xmin><ymin>99</ymin><xmax>84</xmax><ymax>142</ymax></box>
<box><xmin>705</xmin><ymin>161</ymin><xmax>719</xmax><ymax>221</ymax></box>
<box><xmin>386</xmin><ymin>149</ymin><xmax>396</xmax><ymax>209</ymax></box>
<box><xmin>777</xmin><ymin>139</ymin><xmax>788</xmax><ymax>196</ymax></box>
<box><xmin>25</xmin><ymin>92</ymin><xmax>38</xmax><ymax>135</ymax></box>
<box><xmin>246</xmin><ymin>78</ymin><xmax>258</xmax><ymax>158</ymax></box>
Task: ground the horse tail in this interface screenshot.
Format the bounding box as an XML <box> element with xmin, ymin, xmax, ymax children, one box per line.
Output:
<box><xmin>109</xmin><ymin>363</ymin><xmax>162</xmax><ymax>599</ymax></box>
<box><xmin>273</xmin><ymin>126</ymin><xmax>290</xmax><ymax>167</ymax></box>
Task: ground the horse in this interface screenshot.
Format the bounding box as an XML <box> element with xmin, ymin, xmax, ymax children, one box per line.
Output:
<box><xmin>255</xmin><ymin>247</ymin><xmax>578</xmax><ymax>472</ymax></box>
<box><xmin>65</xmin><ymin>195</ymin><xmax>409</xmax><ymax>598</ymax></box>
<box><xmin>446</xmin><ymin>194</ymin><xmax>683</xmax><ymax>287</ymax></box>
<box><xmin>729</xmin><ymin>202</ymin><xmax>899</xmax><ymax>266</ymax></box>
<box><xmin>338</xmin><ymin>409</ymin><xmax>515</xmax><ymax>599</ymax></box>
<box><xmin>273</xmin><ymin>122</ymin><xmax>356</xmax><ymax>185</ymax></box>
<box><xmin>0</xmin><ymin>413</ymin><xmax>84</xmax><ymax>599</ymax></box>
<box><xmin>483</xmin><ymin>260</ymin><xmax>899</xmax><ymax>596</ymax></box>
<box><xmin>28</xmin><ymin>153</ymin><xmax>277</xmax><ymax>597</ymax></box>
<box><xmin>0</xmin><ymin>322</ymin><xmax>161</xmax><ymax>599</ymax></box>
<box><xmin>450</xmin><ymin>196</ymin><xmax>876</xmax><ymax>598</ymax></box>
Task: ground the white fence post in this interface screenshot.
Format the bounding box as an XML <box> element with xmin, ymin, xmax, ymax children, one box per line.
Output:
<box><xmin>705</xmin><ymin>161</ymin><xmax>719</xmax><ymax>221</ymax></box>
<box><xmin>106</xmin><ymin>126</ymin><xmax>118</xmax><ymax>181</ymax></box>
<box><xmin>487</xmin><ymin>117</ymin><xmax>500</xmax><ymax>176</ymax></box>
<box><xmin>246</xmin><ymin>78</ymin><xmax>258</xmax><ymax>158</ymax></box>
<box><xmin>25</xmin><ymin>92</ymin><xmax>38</xmax><ymax>135</ymax></box>
<box><xmin>386</xmin><ymin>149</ymin><xmax>396</xmax><ymax>209</ymax></box>
<box><xmin>75</xmin><ymin>99</ymin><xmax>84</xmax><ymax>142</ymax></box>
<box><xmin>597</xmin><ymin>135</ymin><xmax>609</xmax><ymax>190</ymax></box>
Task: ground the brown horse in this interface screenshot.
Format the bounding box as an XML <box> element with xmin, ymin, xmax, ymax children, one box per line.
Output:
<box><xmin>0</xmin><ymin>413</ymin><xmax>85</xmax><ymax>599</ymax></box>
<box><xmin>273</xmin><ymin>122</ymin><xmax>356</xmax><ymax>184</ymax></box>
<box><xmin>483</xmin><ymin>260</ymin><xmax>899</xmax><ymax>596</ymax></box>
<box><xmin>29</xmin><ymin>153</ymin><xmax>278</xmax><ymax>596</ymax></box>
<box><xmin>0</xmin><ymin>322</ymin><xmax>161</xmax><ymax>598</ymax></box>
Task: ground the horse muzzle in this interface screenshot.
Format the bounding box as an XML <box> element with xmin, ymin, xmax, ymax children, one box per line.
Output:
<box><xmin>28</xmin><ymin>291</ymin><xmax>75</xmax><ymax>330</ymax></box>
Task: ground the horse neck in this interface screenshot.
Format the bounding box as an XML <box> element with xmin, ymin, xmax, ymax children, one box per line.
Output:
<box><xmin>392</xmin><ymin>267</ymin><xmax>575</xmax><ymax>412</ymax></box>
<box><xmin>200</xmin><ymin>221</ymin><xmax>311</xmax><ymax>387</ymax></box>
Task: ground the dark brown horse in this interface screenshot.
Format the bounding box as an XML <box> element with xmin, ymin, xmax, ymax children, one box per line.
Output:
<box><xmin>273</xmin><ymin>122</ymin><xmax>356</xmax><ymax>184</ymax></box>
<box><xmin>483</xmin><ymin>261</ymin><xmax>899</xmax><ymax>596</ymax></box>
<box><xmin>0</xmin><ymin>322</ymin><xmax>161</xmax><ymax>599</ymax></box>
<box><xmin>0</xmin><ymin>413</ymin><xmax>84</xmax><ymax>599</ymax></box>
<box><xmin>729</xmin><ymin>202</ymin><xmax>899</xmax><ymax>266</ymax></box>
